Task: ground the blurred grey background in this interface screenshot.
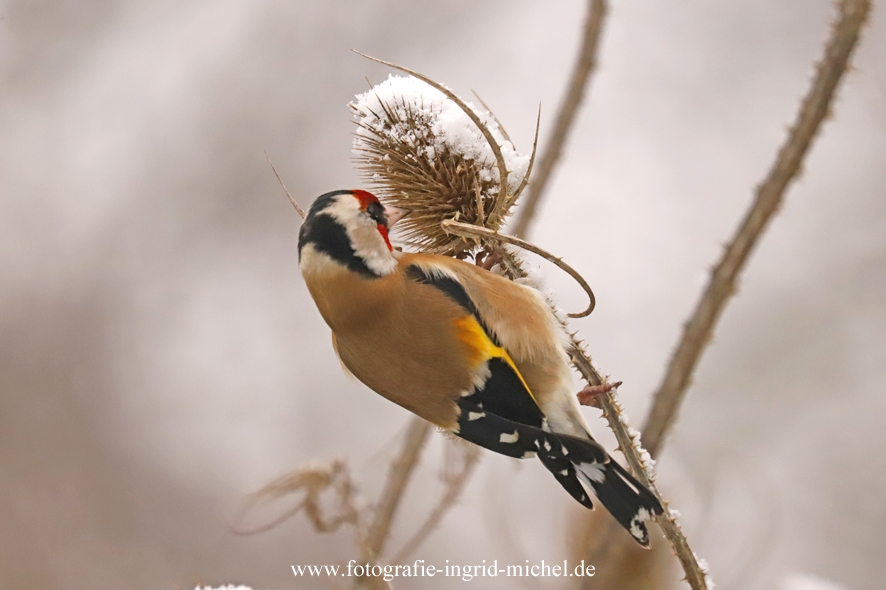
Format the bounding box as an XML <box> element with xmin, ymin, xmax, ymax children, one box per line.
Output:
<box><xmin>1</xmin><ymin>1</ymin><xmax>884</xmax><ymax>589</ymax></box>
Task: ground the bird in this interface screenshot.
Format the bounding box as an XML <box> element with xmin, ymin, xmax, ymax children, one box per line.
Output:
<box><xmin>297</xmin><ymin>188</ymin><xmax>663</xmax><ymax>546</ymax></box>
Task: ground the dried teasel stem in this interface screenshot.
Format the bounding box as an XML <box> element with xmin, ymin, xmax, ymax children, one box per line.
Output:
<box><xmin>511</xmin><ymin>0</ymin><xmax>608</xmax><ymax>239</ymax></box>
<box><xmin>470</xmin><ymin>89</ymin><xmax>514</xmax><ymax>144</ymax></box>
<box><xmin>360</xmin><ymin>417</ymin><xmax>432</xmax><ymax>564</ymax></box>
<box><xmin>509</xmin><ymin>106</ymin><xmax>541</xmax><ymax>210</ymax></box>
<box><xmin>441</xmin><ymin>219</ymin><xmax>596</xmax><ymax>318</ymax></box>
<box><xmin>641</xmin><ymin>0</ymin><xmax>871</xmax><ymax>459</ymax></box>
<box><xmin>389</xmin><ymin>441</ymin><xmax>482</xmax><ymax>564</ymax></box>
<box><xmin>483</xmin><ymin>245</ymin><xmax>709</xmax><ymax>588</ymax></box>
<box><xmin>570</xmin><ymin>325</ymin><xmax>709</xmax><ymax>589</ymax></box>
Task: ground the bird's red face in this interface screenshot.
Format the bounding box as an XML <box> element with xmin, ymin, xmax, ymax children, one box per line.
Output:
<box><xmin>350</xmin><ymin>189</ymin><xmax>408</xmax><ymax>252</ymax></box>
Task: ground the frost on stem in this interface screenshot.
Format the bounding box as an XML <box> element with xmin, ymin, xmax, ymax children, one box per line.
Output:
<box><xmin>351</xmin><ymin>75</ymin><xmax>530</xmax><ymax>257</ymax></box>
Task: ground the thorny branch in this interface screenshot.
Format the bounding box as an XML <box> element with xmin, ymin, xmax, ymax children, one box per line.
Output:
<box><xmin>641</xmin><ymin>0</ymin><xmax>871</xmax><ymax>459</ymax></box>
<box><xmin>511</xmin><ymin>0</ymin><xmax>608</xmax><ymax>239</ymax></box>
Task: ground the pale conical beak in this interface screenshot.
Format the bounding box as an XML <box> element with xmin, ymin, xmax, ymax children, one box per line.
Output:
<box><xmin>383</xmin><ymin>204</ymin><xmax>410</xmax><ymax>228</ymax></box>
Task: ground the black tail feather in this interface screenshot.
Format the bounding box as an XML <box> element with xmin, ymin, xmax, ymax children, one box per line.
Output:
<box><xmin>455</xmin><ymin>403</ymin><xmax>661</xmax><ymax>545</ymax></box>
<box><xmin>578</xmin><ymin>455</ymin><xmax>663</xmax><ymax>547</ymax></box>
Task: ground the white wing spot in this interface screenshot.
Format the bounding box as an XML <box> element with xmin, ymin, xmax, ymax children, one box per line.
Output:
<box><xmin>543</xmin><ymin>440</ymin><xmax>552</xmax><ymax>452</ymax></box>
<box><xmin>561</xmin><ymin>445</ymin><xmax>569</xmax><ymax>456</ymax></box>
<box><xmin>468</xmin><ymin>412</ymin><xmax>485</xmax><ymax>421</ymax></box>
<box><xmin>560</xmin><ymin>469</ymin><xmax>569</xmax><ymax>476</ymax></box>
<box><xmin>522</xmin><ymin>451</ymin><xmax>537</xmax><ymax>459</ymax></box>
<box><xmin>499</xmin><ymin>431</ymin><xmax>519</xmax><ymax>444</ymax></box>
<box><xmin>579</xmin><ymin>462</ymin><xmax>606</xmax><ymax>483</ymax></box>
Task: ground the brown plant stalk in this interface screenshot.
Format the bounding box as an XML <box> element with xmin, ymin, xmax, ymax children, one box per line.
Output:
<box><xmin>572</xmin><ymin>2</ymin><xmax>870</xmax><ymax>588</ymax></box>
<box><xmin>511</xmin><ymin>0</ymin><xmax>608</xmax><ymax>239</ymax></box>
<box><xmin>574</xmin><ymin>369</ymin><xmax>710</xmax><ymax>590</ymax></box>
<box><xmin>390</xmin><ymin>441</ymin><xmax>482</xmax><ymax>564</ymax></box>
<box><xmin>359</xmin><ymin>418</ymin><xmax>432</xmax><ymax>564</ymax></box>
<box><xmin>641</xmin><ymin>0</ymin><xmax>871</xmax><ymax>459</ymax></box>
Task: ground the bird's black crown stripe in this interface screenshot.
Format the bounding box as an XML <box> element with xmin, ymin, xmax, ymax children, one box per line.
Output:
<box><xmin>405</xmin><ymin>265</ymin><xmax>500</xmax><ymax>346</ymax></box>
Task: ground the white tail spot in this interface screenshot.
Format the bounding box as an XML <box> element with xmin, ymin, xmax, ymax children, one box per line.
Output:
<box><xmin>499</xmin><ymin>431</ymin><xmax>519</xmax><ymax>444</ymax></box>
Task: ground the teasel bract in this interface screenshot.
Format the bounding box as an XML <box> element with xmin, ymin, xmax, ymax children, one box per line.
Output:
<box><xmin>350</xmin><ymin>70</ymin><xmax>537</xmax><ymax>260</ymax></box>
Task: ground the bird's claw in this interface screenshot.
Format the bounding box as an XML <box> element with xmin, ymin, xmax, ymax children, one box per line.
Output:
<box><xmin>576</xmin><ymin>381</ymin><xmax>623</xmax><ymax>408</ymax></box>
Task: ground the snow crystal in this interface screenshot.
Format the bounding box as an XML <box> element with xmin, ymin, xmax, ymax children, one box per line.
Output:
<box><xmin>693</xmin><ymin>553</ymin><xmax>716</xmax><ymax>590</ymax></box>
<box><xmin>352</xmin><ymin>75</ymin><xmax>530</xmax><ymax>193</ymax></box>
<box><xmin>627</xmin><ymin>426</ymin><xmax>656</xmax><ymax>477</ymax></box>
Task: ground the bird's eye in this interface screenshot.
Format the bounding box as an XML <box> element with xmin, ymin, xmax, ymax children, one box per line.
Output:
<box><xmin>366</xmin><ymin>201</ymin><xmax>388</xmax><ymax>226</ymax></box>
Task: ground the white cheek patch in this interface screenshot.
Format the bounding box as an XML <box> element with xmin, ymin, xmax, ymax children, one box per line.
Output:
<box><xmin>320</xmin><ymin>197</ymin><xmax>397</xmax><ymax>276</ymax></box>
<box><xmin>347</xmin><ymin>223</ymin><xmax>397</xmax><ymax>276</ymax></box>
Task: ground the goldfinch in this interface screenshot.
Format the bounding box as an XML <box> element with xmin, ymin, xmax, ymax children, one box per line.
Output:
<box><xmin>298</xmin><ymin>189</ymin><xmax>663</xmax><ymax>546</ymax></box>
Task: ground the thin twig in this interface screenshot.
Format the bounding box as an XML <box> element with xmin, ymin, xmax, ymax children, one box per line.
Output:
<box><xmin>471</xmin><ymin>90</ymin><xmax>513</xmax><ymax>144</ymax></box>
<box><xmin>641</xmin><ymin>0</ymin><xmax>871</xmax><ymax>458</ymax></box>
<box><xmin>360</xmin><ymin>417</ymin><xmax>433</xmax><ymax>564</ymax></box>
<box><xmin>511</xmin><ymin>0</ymin><xmax>608</xmax><ymax>239</ymax></box>
<box><xmin>510</xmin><ymin>106</ymin><xmax>542</xmax><ymax>204</ymax></box>
<box><xmin>389</xmin><ymin>442</ymin><xmax>482</xmax><ymax>564</ymax></box>
<box><xmin>265</xmin><ymin>150</ymin><xmax>306</xmax><ymax>219</ymax></box>
<box><xmin>230</xmin><ymin>460</ymin><xmax>362</xmax><ymax>538</ymax></box>
<box><xmin>441</xmin><ymin>219</ymin><xmax>596</xmax><ymax>317</ymax></box>
<box><xmin>569</xmin><ymin>335</ymin><xmax>710</xmax><ymax>590</ymax></box>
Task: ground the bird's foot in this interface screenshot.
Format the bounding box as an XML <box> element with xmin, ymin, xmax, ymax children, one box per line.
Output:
<box><xmin>475</xmin><ymin>248</ymin><xmax>504</xmax><ymax>271</ymax></box>
<box><xmin>576</xmin><ymin>381</ymin><xmax>623</xmax><ymax>408</ymax></box>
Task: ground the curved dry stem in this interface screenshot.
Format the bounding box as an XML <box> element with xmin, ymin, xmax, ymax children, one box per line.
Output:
<box><xmin>230</xmin><ymin>460</ymin><xmax>361</xmax><ymax>537</ymax></box>
<box><xmin>352</xmin><ymin>51</ymin><xmax>511</xmax><ymax>222</ymax></box>
<box><xmin>471</xmin><ymin>89</ymin><xmax>512</xmax><ymax>144</ymax></box>
<box><xmin>641</xmin><ymin>0</ymin><xmax>871</xmax><ymax>458</ymax></box>
<box><xmin>510</xmin><ymin>105</ymin><xmax>541</xmax><ymax>204</ymax></box>
<box><xmin>441</xmin><ymin>219</ymin><xmax>596</xmax><ymax>318</ymax></box>
<box><xmin>231</xmin><ymin>500</ymin><xmax>307</xmax><ymax>536</ymax></box>
<box><xmin>511</xmin><ymin>0</ymin><xmax>607</xmax><ymax>239</ymax></box>
<box><xmin>265</xmin><ymin>150</ymin><xmax>306</xmax><ymax>219</ymax></box>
